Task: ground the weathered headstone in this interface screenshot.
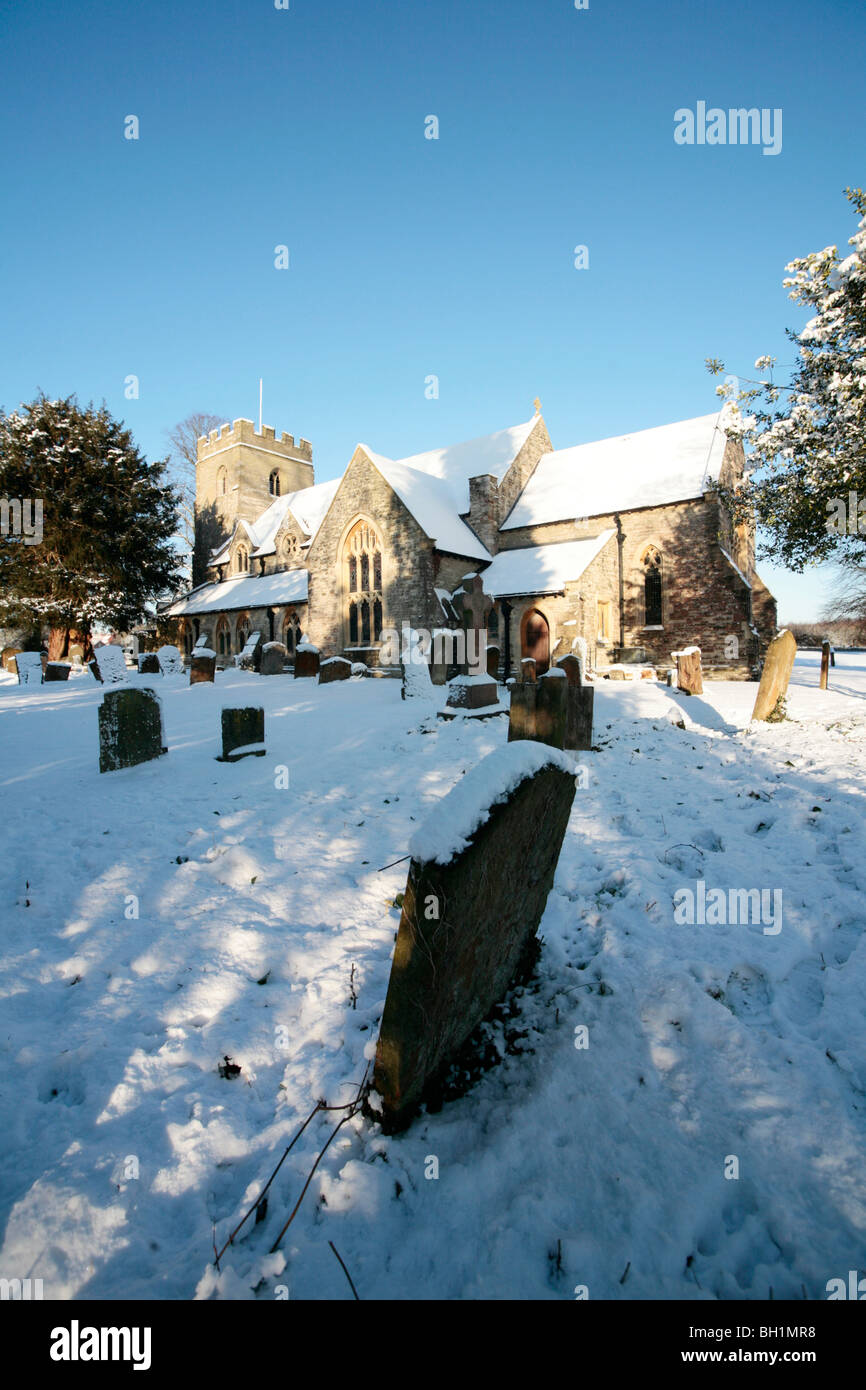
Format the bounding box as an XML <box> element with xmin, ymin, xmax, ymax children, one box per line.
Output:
<box><xmin>189</xmin><ymin>649</ymin><xmax>217</xmax><ymax>684</ymax></box>
<box><xmin>217</xmin><ymin>706</ymin><xmax>266</xmax><ymax>762</ymax></box>
<box><xmin>91</xmin><ymin>644</ymin><xmax>128</xmax><ymax>685</ymax></box>
<box><xmin>556</xmin><ymin>654</ymin><xmax>581</xmax><ymax>686</ymax></box>
<box><xmin>320</xmin><ymin>656</ymin><xmax>352</xmax><ymax>684</ymax></box>
<box><xmin>372</xmin><ymin>742</ymin><xmax>578</xmax><ymax>1131</ymax></box>
<box><xmin>193</xmin><ymin>632</ymin><xmax>211</xmax><ymax>651</ymax></box>
<box><xmin>401</xmin><ymin>629</ymin><xmax>434</xmax><ymax>699</ymax></box>
<box><xmin>486</xmin><ymin>643</ymin><xmax>500</xmax><ymax>681</ymax></box>
<box><xmin>44</xmin><ymin>662</ymin><xmax>71</xmax><ymax>682</ymax></box>
<box><xmin>260</xmin><ymin>641</ymin><xmax>288</xmax><ymax>675</ymax></box>
<box><xmin>752</xmin><ymin>629</ymin><xmax>797</xmax><ymax>721</ymax></box>
<box><xmin>507</xmin><ymin>669</ymin><xmax>568</xmax><ymax>749</ymax></box>
<box><xmin>520</xmin><ymin>657</ymin><xmax>536</xmax><ymax>683</ymax></box>
<box><xmin>236</xmin><ymin>630</ymin><xmax>263</xmax><ymax>672</ymax></box>
<box><xmin>98</xmin><ymin>687</ymin><xmax>167</xmax><ymax>773</ymax></box>
<box><xmin>15</xmin><ymin>652</ymin><xmax>44</xmax><ymax>685</ymax></box>
<box><xmin>137</xmin><ymin>652</ymin><xmax>161</xmax><ymax>674</ymax></box>
<box><xmin>820</xmin><ymin>640</ymin><xmax>830</xmax><ymax>691</ymax></box>
<box><xmin>454</xmin><ymin>573</ymin><xmax>493</xmax><ymax>676</ymax></box>
<box><xmin>157</xmin><ymin>645</ymin><xmax>184</xmax><ymax>676</ymax></box>
<box><xmin>442</xmin><ymin>673</ymin><xmax>500</xmax><ymax>715</ymax></box>
<box><xmin>673</xmin><ymin>646</ymin><xmax>703</xmax><ymax>696</ymax></box>
<box><xmin>294</xmin><ymin>638</ymin><xmax>320</xmax><ymax>679</ymax></box>
<box><xmin>1</xmin><ymin>646</ymin><xmax>22</xmax><ymax>673</ymax></box>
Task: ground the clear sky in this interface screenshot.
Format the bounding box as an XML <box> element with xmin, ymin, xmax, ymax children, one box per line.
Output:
<box><xmin>2</xmin><ymin>0</ymin><xmax>864</xmax><ymax>620</ymax></box>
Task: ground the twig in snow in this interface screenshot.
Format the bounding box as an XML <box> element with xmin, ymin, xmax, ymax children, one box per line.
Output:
<box><xmin>329</xmin><ymin>1240</ymin><xmax>360</xmax><ymax>1300</ymax></box>
<box><xmin>620</xmin><ymin>1261</ymin><xmax>631</xmax><ymax>1285</ymax></box>
<box><xmin>377</xmin><ymin>854</ymin><xmax>411</xmax><ymax>873</ymax></box>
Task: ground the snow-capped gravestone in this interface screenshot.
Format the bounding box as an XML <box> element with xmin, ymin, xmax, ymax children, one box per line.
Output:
<box><xmin>520</xmin><ymin>657</ymin><xmax>536</xmax><ymax>683</ymax></box>
<box><xmin>91</xmin><ymin>644</ymin><xmax>128</xmax><ymax>685</ymax></box>
<box><xmin>189</xmin><ymin>650</ymin><xmax>216</xmax><ymax>684</ymax></box>
<box><xmin>371</xmin><ymin>742</ymin><xmax>578</xmax><ymax>1131</ymax></box>
<box><xmin>236</xmin><ymin>630</ymin><xmax>263</xmax><ymax>671</ymax></box>
<box><xmin>260</xmin><ymin>641</ymin><xmax>288</xmax><ymax>676</ymax></box>
<box><xmin>15</xmin><ymin>652</ymin><xmax>43</xmax><ymax>685</ymax></box>
<box><xmin>44</xmin><ymin>662</ymin><xmax>71</xmax><ymax>682</ymax></box>
<box><xmin>294</xmin><ymin>637</ymin><xmax>320</xmax><ymax>679</ymax></box>
<box><xmin>673</xmin><ymin>646</ymin><xmax>703</xmax><ymax>696</ymax></box>
<box><xmin>752</xmin><ymin>629</ymin><xmax>797</xmax><ymax>721</ymax></box>
<box><xmin>137</xmin><ymin>652</ymin><xmax>160</xmax><ymax>674</ymax></box>
<box><xmin>217</xmin><ymin>707</ymin><xmax>266</xmax><ymax>762</ymax></box>
<box><xmin>400</xmin><ymin>630</ymin><xmax>434</xmax><ymax>699</ymax></box>
<box><xmin>319</xmin><ymin>656</ymin><xmax>351</xmax><ymax>684</ymax></box>
<box><xmin>98</xmin><ymin>687</ymin><xmax>167</xmax><ymax>774</ymax></box>
<box><xmin>2</xmin><ymin>646</ymin><xmax>21</xmax><ymax>673</ymax></box>
<box><xmin>557</xmin><ymin>656</ymin><xmax>594</xmax><ymax>751</ymax></box>
<box><xmin>157</xmin><ymin>645</ymin><xmax>184</xmax><ymax>676</ymax></box>
<box><xmin>507</xmin><ymin>668</ymin><xmax>568</xmax><ymax>749</ymax></box>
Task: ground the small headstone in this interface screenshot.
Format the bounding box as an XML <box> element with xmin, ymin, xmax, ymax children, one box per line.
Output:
<box><xmin>44</xmin><ymin>662</ymin><xmax>71</xmax><ymax>682</ymax></box>
<box><xmin>193</xmin><ymin>632</ymin><xmax>211</xmax><ymax>650</ymax></box>
<box><xmin>444</xmin><ymin>674</ymin><xmax>499</xmax><ymax>710</ymax></box>
<box><xmin>520</xmin><ymin>657</ymin><xmax>537</xmax><ymax>683</ymax></box>
<box><xmin>260</xmin><ymin>641</ymin><xmax>288</xmax><ymax>676</ymax></box>
<box><xmin>190</xmin><ymin>649</ymin><xmax>217</xmax><ymax>685</ymax></box>
<box><xmin>237</xmin><ymin>630</ymin><xmax>263</xmax><ymax>671</ymax></box>
<box><xmin>350</xmin><ymin>662</ymin><xmax>368</xmax><ymax>678</ymax></box>
<box><xmin>217</xmin><ymin>706</ymin><xmax>266</xmax><ymax>762</ymax></box>
<box><xmin>556</xmin><ymin>655</ymin><xmax>581</xmax><ymax>686</ymax></box>
<box><xmin>401</xmin><ymin>630</ymin><xmax>434</xmax><ymax>699</ymax></box>
<box><xmin>507</xmin><ymin>670</ymin><xmax>568</xmax><ymax>749</ymax></box>
<box><xmin>673</xmin><ymin>646</ymin><xmax>703</xmax><ymax>696</ymax></box>
<box><xmin>137</xmin><ymin>652</ymin><xmax>161</xmax><ymax>674</ymax></box>
<box><xmin>820</xmin><ymin>640</ymin><xmax>830</xmax><ymax>691</ymax></box>
<box><xmin>157</xmin><ymin>645</ymin><xmax>184</xmax><ymax>676</ymax></box>
<box><xmin>15</xmin><ymin>652</ymin><xmax>44</xmax><ymax>685</ymax></box>
<box><xmin>1</xmin><ymin>646</ymin><xmax>22</xmax><ymax>674</ymax></box>
<box><xmin>565</xmin><ymin>683</ymin><xmax>594</xmax><ymax>751</ymax></box>
<box><xmin>752</xmin><ymin>630</ymin><xmax>797</xmax><ymax>721</ymax></box>
<box><xmin>98</xmin><ymin>687</ymin><xmax>167</xmax><ymax>773</ymax></box>
<box><xmin>68</xmin><ymin>642</ymin><xmax>85</xmax><ymax>665</ymax></box>
<box><xmin>91</xmin><ymin>644</ymin><xmax>128</xmax><ymax>685</ymax></box>
<box><xmin>320</xmin><ymin>656</ymin><xmax>352</xmax><ymax>684</ymax></box>
<box><xmin>294</xmin><ymin>638</ymin><xmax>320</xmax><ymax>679</ymax></box>
<box><xmin>372</xmin><ymin>742</ymin><xmax>577</xmax><ymax>1131</ymax></box>
<box><xmin>485</xmin><ymin>644</ymin><xmax>500</xmax><ymax>680</ymax></box>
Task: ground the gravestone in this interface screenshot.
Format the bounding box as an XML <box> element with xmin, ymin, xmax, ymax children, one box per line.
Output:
<box><xmin>2</xmin><ymin>646</ymin><xmax>22</xmax><ymax>673</ymax></box>
<box><xmin>442</xmin><ymin>673</ymin><xmax>499</xmax><ymax>714</ymax></box>
<box><xmin>260</xmin><ymin>641</ymin><xmax>288</xmax><ymax>675</ymax></box>
<box><xmin>673</xmin><ymin>646</ymin><xmax>703</xmax><ymax>696</ymax></box>
<box><xmin>556</xmin><ymin>658</ymin><xmax>594</xmax><ymax>751</ymax></box>
<box><xmin>294</xmin><ymin>638</ymin><xmax>320</xmax><ymax>679</ymax></box>
<box><xmin>91</xmin><ymin>644</ymin><xmax>128</xmax><ymax>685</ymax></box>
<box><xmin>98</xmin><ymin>687</ymin><xmax>167</xmax><ymax>773</ymax></box>
<box><xmin>820</xmin><ymin>640</ymin><xmax>830</xmax><ymax>691</ymax></box>
<box><xmin>15</xmin><ymin>652</ymin><xmax>44</xmax><ymax>685</ymax></box>
<box><xmin>137</xmin><ymin>652</ymin><xmax>161</xmax><ymax>674</ymax></box>
<box><xmin>454</xmin><ymin>573</ymin><xmax>493</xmax><ymax>676</ymax></box>
<box><xmin>44</xmin><ymin>662</ymin><xmax>71</xmax><ymax>682</ymax></box>
<box><xmin>193</xmin><ymin>632</ymin><xmax>211</xmax><ymax>650</ymax></box>
<box><xmin>520</xmin><ymin>657</ymin><xmax>536</xmax><ymax>683</ymax></box>
<box><xmin>189</xmin><ymin>649</ymin><xmax>217</xmax><ymax>684</ymax></box>
<box><xmin>507</xmin><ymin>669</ymin><xmax>568</xmax><ymax>749</ymax></box>
<box><xmin>428</xmin><ymin>629</ymin><xmax>457</xmax><ymax>685</ymax></box>
<box><xmin>557</xmin><ymin>654</ymin><xmax>581</xmax><ymax>686</ymax></box>
<box><xmin>320</xmin><ymin>656</ymin><xmax>352</xmax><ymax>684</ymax></box>
<box><xmin>401</xmin><ymin>629</ymin><xmax>434</xmax><ymax>699</ymax></box>
<box><xmin>486</xmin><ymin>644</ymin><xmax>500</xmax><ymax>681</ymax></box>
<box><xmin>157</xmin><ymin>645</ymin><xmax>184</xmax><ymax>676</ymax></box>
<box><xmin>752</xmin><ymin>630</ymin><xmax>797</xmax><ymax>721</ymax></box>
<box><xmin>217</xmin><ymin>706</ymin><xmax>266</xmax><ymax>762</ymax></box>
<box><xmin>372</xmin><ymin>742</ymin><xmax>577</xmax><ymax>1131</ymax></box>
<box><xmin>237</xmin><ymin>630</ymin><xmax>263</xmax><ymax>672</ymax></box>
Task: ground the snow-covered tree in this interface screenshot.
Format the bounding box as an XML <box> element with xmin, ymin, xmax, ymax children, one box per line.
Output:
<box><xmin>707</xmin><ymin>188</ymin><xmax>866</xmax><ymax>589</ymax></box>
<box><xmin>0</xmin><ymin>394</ymin><xmax>182</xmax><ymax>659</ymax></box>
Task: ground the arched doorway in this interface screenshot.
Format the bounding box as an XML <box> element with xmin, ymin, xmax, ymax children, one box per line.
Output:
<box><xmin>522</xmin><ymin>608</ymin><xmax>550</xmax><ymax>674</ymax></box>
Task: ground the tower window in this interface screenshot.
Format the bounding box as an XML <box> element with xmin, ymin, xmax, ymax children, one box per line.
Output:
<box><xmin>269</xmin><ymin>469</ymin><xmax>281</xmax><ymax>497</ymax></box>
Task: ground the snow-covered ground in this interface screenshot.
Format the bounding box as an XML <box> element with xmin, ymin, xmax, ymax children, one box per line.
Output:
<box><xmin>1</xmin><ymin>653</ymin><xmax>864</xmax><ymax>1301</ymax></box>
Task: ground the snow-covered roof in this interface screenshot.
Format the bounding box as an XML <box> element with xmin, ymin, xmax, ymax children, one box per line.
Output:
<box><xmin>167</xmin><ymin>568</ymin><xmax>309</xmax><ymax>617</ymax></box>
<box><xmin>501</xmin><ymin>413</ymin><xmax>728</xmax><ymax>530</ymax></box>
<box><xmin>361</xmin><ymin>447</ymin><xmax>492</xmax><ymax>561</ymax></box>
<box><xmin>391</xmin><ymin>415</ymin><xmax>540</xmax><ymax>514</ymax></box>
<box><xmin>247</xmin><ymin>478</ymin><xmax>341</xmax><ymax>557</ymax></box>
<box><xmin>480</xmin><ymin>531</ymin><xmax>616</xmax><ymax>597</ymax></box>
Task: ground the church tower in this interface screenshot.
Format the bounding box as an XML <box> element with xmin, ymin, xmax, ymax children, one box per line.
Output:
<box><xmin>196</xmin><ymin>418</ymin><xmax>315</xmax><ymax>533</ymax></box>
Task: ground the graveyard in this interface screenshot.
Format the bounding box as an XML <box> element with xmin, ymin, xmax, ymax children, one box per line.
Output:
<box><xmin>1</xmin><ymin>650</ymin><xmax>865</xmax><ymax>1300</ymax></box>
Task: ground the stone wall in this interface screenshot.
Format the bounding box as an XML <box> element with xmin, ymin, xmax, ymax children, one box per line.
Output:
<box><xmin>196</xmin><ymin>419</ymin><xmax>314</xmax><ymax>538</ymax></box>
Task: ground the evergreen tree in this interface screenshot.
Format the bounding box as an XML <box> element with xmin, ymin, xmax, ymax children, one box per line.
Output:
<box><xmin>0</xmin><ymin>394</ymin><xmax>182</xmax><ymax>659</ymax></box>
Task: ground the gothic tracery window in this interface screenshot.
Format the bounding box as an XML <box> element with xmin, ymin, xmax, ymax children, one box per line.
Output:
<box><xmin>235</xmin><ymin>612</ymin><xmax>251</xmax><ymax>653</ymax></box>
<box><xmin>215</xmin><ymin>617</ymin><xmax>230</xmax><ymax>656</ymax></box>
<box><xmin>343</xmin><ymin>520</ymin><xmax>383</xmax><ymax>646</ymax></box>
<box><xmin>236</xmin><ymin>545</ymin><xmax>249</xmax><ymax>573</ymax></box>
<box><xmin>643</xmin><ymin>546</ymin><xmax>663</xmax><ymax>627</ymax></box>
<box><xmin>269</xmin><ymin>469</ymin><xmax>281</xmax><ymax>497</ymax></box>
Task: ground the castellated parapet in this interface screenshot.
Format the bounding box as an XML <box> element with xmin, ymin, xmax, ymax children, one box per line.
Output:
<box><xmin>196</xmin><ymin>418</ymin><xmax>315</xmax><ymax>535</ymax></box>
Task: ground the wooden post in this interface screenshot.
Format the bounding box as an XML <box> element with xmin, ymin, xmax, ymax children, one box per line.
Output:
<box><xmin>820</xmin><ymin>641</ymin><xmax>830</xmax><ymax>690</ymax></box>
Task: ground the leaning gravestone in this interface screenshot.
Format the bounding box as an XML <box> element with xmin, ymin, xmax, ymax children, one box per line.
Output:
<box><xmin>260</xmin><ymin>641</ymin><xmax>288</xmax><ymax>676</ymax></box>
<box><xmin>157</xmin><ymin>645</ymin><xmax>184</xmax><ymax>676</ymax></box>
<box><xmin>236</xmin><ymin>630</ymin><xmax>263</xmax><ymax>672</ymax></box>
<box><xmin>371</xmin><ymin>742</ymin><xmax>578</xmax><ymax>1131</ymax></box>
<box><xmin>15</xmin><ymin>652</ymin><xmax>44</xmax><ymax>685</ymax></box>
<box><xmin>217</xmin><ymin>706</ymin><xmax>266</xmax><ymax>762</ymax></box>
<box><xmin>673</xmin><ymin>646</ymin><xmax>703</xmax><ymax>696</ymax></box>
<box><xmin>137</xmin><ymin>652</ymin><xmax>161</xmax><ymax>674</ymax></box>
<box><xmin>752</xmin><ymin>629</ymin><xmax>797</xmax><ymax>721</ymax></box>
<box><xmin>91</xmin><ymin>644</ymin><xmax>128</xmax><ymax>685</ymax></box>
<box><xmin>98</xmin><ymin>687</ymin><xmax>167</xmax><ymax>773</ymax></box>
<box><xmin>294</xmin><ymin>637</ymin><xmax>320</xmax><ymax>679</ymax></box>
<box><xmin>320</xmin><ymin>656</ymin><xmax>352</xmax><ymax>684</ymax></box>
<box><xmin>44</xmin><ymin>662</ymin><xmax>71</xmax><ymax>682</ymax></box>
<box><xmin>189</xmin><ymin>649</ymin><xmax>216</xmax><ymax>685</ymax></box>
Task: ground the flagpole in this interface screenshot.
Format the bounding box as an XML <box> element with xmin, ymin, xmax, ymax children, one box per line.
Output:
<box><xmin>258</xmin><ymin>378</ymin><xmax>263</xmax><ymax>432</ymax></box>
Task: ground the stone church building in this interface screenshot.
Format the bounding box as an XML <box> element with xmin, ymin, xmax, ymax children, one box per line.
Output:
<box><xmin>167</xmin><ymin>403</ymin><xmax>777</xmax><ymax>678</ymax></box>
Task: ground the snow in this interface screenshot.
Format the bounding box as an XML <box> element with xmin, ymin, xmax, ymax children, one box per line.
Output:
<box><xmin>387</xmin><ymin>415</ymin><xmax>540</xmax><ymax>515</ymax></box>
<box><xmin>481</xmin><ymin>532</ymin><xmax>617</xmax><ymax>596</ymax></box>
<box><xmin>167</xmin><ymin>569</ymin><xmax>309</xmax><ymax>618</ymax></box>
<box><xmin>501</xmin><ymin>413</ymin><xmax>728</xmax><ymax>529</ymax></box>
<box><xmin>1</xmin><ymin>653</ymin><xmax>866</xmax><ymax>1300</ymax></box>
<box><xmin>361</xmin><ymin>448</ymin><xmax>491</xmax><ymax>562</ymax></box>
<box><xmin>245</xmin><ymin>479</ymin><xmax>341</xmax><ymax>558</ymax></box>
<box><xmin>92</xmin><ymin>644</ymin><xmax>128</xmax><ymax>684</ymax></box>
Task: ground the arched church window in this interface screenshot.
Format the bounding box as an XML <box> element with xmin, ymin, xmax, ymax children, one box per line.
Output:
<box><xmin>283</xmin><ymin>609</ymin><xmax>300</xmax><ymax>654</ymax></box>
<box><xmin>488</xmin><ymin>607</ymin><xmax>499</xmax><ymax>641</ymax></box>
<box><xmin>643</xmin><ymin>547</ymin><xmax>663</xmax><ymax>627</ymax></box>
<box><xmin>343</xmin><ymin>519</ymin><xmax>383</xmax><ymax>646</ymax></box>
<box><xmin>215</xmin><ymin>617</ymin><xmax>230</xmax><ymax>656</ymax></box>
<box><xmin>236</xmin><ymin>546</ymin><xmax>249</xmax><ymax>573</ymax></box>
<box><xmin>235</xmin><ymin>612</ymin><xmax>250</xmax><ymax>652</ymax></box>
<box><xmin>269</xmin><ymin>469</ymin><xmax>281</xmax><ymax>497</ymax></box>
<box><xmin>217</xmin><ymin>467</ymin><xmax>227</xmax><ymax>497</ymax></box>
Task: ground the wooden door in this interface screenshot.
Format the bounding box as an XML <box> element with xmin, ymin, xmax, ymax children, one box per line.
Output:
<box><xmin>523</xmin><ymin>609</ymin><xmax>550</xmax><ymax>674</ymax></box>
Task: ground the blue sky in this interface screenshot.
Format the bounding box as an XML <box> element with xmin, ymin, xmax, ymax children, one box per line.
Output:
<box><xmin>2</xmin><ymin>0</ymin><xmax>864</xmax><ymax>620</ymax></box>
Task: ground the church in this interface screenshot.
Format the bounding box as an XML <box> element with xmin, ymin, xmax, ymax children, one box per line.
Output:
<box><xmin>166</xmin><ymin>402</ymin><xmax>777</xmax><ymax>679</ymax></box>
